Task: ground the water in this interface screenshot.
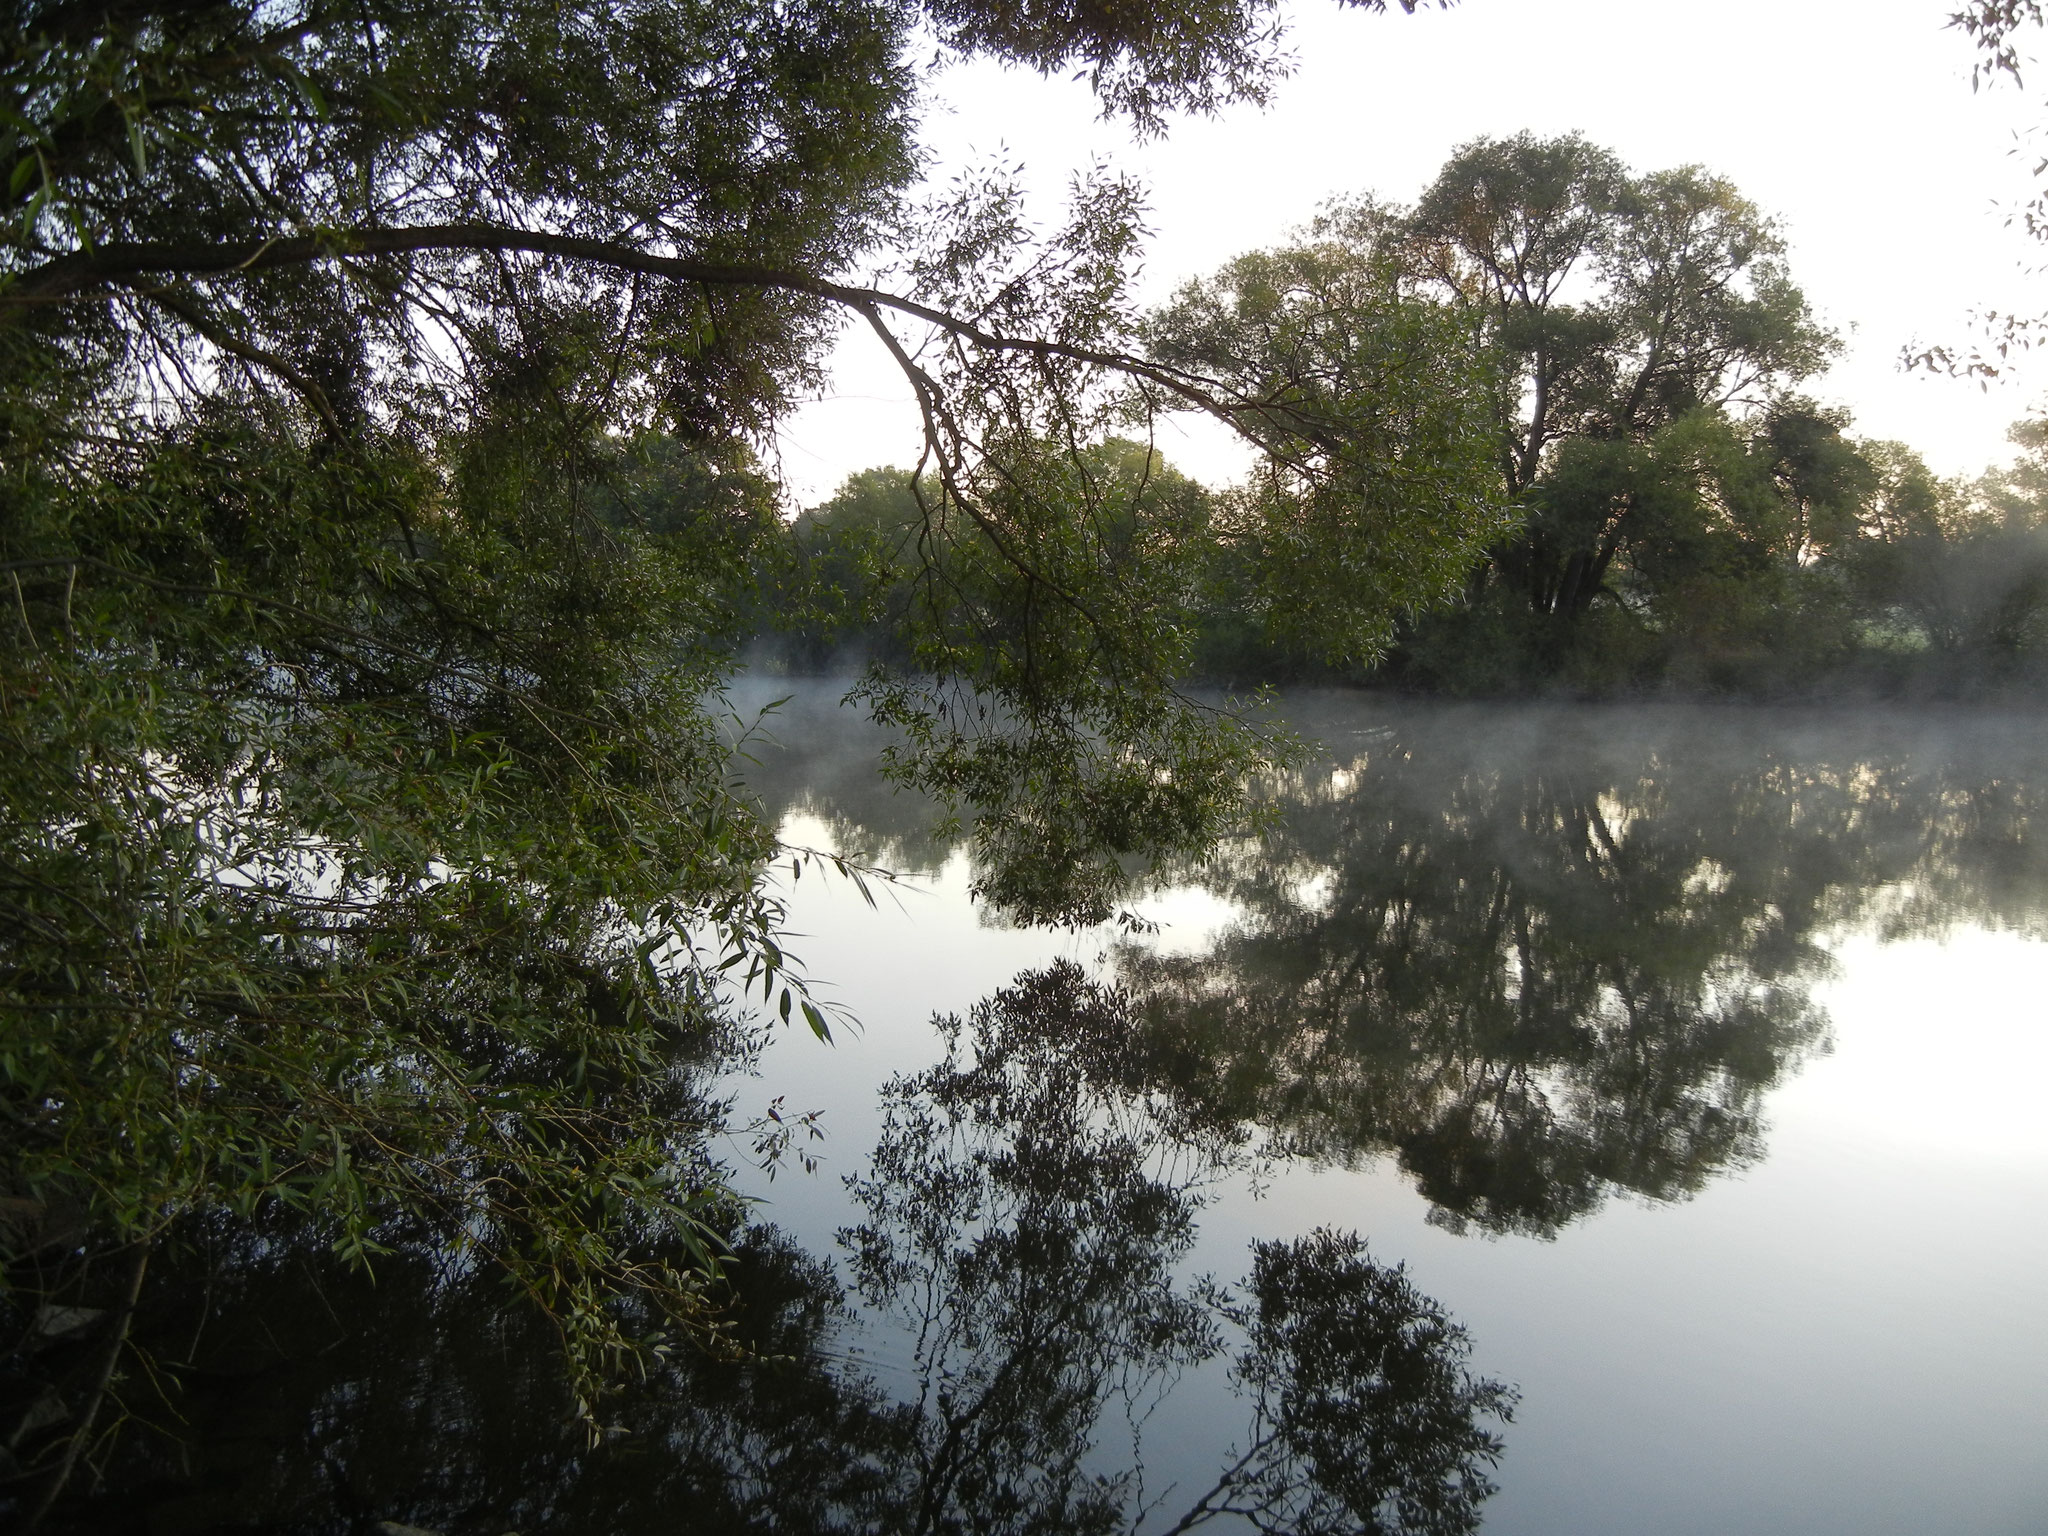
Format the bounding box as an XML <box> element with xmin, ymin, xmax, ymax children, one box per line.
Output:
<box><xmin>48</xmin><ymin>687</ymin><xmax>2048</xmax><ymax>1534</ymax></box>
<box><xmin>728</xmin><ymin>686</ymin><xmax>2048</xmax><ymax>1536</ymax></box>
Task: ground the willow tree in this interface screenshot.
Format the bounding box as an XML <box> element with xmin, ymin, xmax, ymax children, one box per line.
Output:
<box><xmin>1920</xmin><ymin>1</ymin><xmax>2048</xmax><ymax>379</ymax></box>
<box><xmin>0</xmin><ymin>0</ymin><xmax>1509</xmax><ymax>1483</ymax></box>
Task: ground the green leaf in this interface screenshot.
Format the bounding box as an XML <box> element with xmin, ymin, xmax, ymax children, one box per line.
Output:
<box><xmin>800</xmin><ymin>999</ymin><xmax>831</xmax><ymax>1042</ymax></box>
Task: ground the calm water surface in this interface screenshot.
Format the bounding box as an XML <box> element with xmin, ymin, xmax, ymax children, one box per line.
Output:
<box><xmin>727</xmin><ymin>685</ymin><xmax>2048</xmax><ymax>1536</ymax></box>
<box><xmin>54</xmin><ymin>686</ymin><xmax>2048</xmax><ymax>1534</ymax></box>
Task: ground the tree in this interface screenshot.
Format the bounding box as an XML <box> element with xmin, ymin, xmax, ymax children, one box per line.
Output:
<box><xmin>796</xmin><ymin>438</ymin><xmax>1246</xmax><ymax>923</ymax></box>
<box><xmin>769</xmin><ymin>466</ymin><xmax>932</xmax><ymax>672</ymax></box>
<box><xmin>1146</xmin><ymin>229</ymin><xmax>1513</xmax><ymax>677</ymax></box>
<box><xmin>1402</xmin><ymin>134</ymin><xmax>1833</xmax><ymax>494</ymax></box>
<box><xmin>41</xmin><ymin>965</ymin><xmax>1516</xmax><ymax>1535</ymax></box>
<box><xmin>1392</xmin><ymin>134</ymin><xmax>1835</xmax><ymax>639</ymax></box>
<box><xmin>1911</xmin><ymin>2</ymin><xmax>2048</xmax><ymax>381</ymax></box>
<box><xmin>1895</xmin><ymin>6</ymin><xmax>2048</xmax><ymax>676</ymax></box>
<box><xmin>1846</xmin><ymin>425</ymin><xmax>2048</xmax><ymax>671</ymax></box>
<box><xmin>1</xmin><ymin>0</ymin><xmax>1487</xmax><ymax>1494</ymax></box>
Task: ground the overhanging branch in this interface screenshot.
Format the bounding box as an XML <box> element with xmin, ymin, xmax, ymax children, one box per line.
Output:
<box><xmin>3</xmin><ymin>221</ymin><xmax>1267</xmax><ymax>424</ymax></box>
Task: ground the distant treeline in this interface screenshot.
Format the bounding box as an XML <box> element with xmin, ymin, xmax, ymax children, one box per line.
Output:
<box><xmin>755</xmin><ymin>134</ymin><xmax>2048</xmax><ymax>699</ymax></box>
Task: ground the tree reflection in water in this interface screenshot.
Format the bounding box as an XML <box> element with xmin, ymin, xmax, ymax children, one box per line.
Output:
<box><xmin>846</xmin><ymin>964</ymin><xmax>1514</xmax><ymax>1535</ymax></box>
<box><xmin>42</xmin><ymin>696</ymin><xmax>2042</xmax><ymax>1529</ymax></box>
<box><xmin>33</xmin><ymin>964</ymin><xmax>1513</xmax><ymax>1535</ymax></box>
<box><xmin>744</xmin><ymin>691</ymin><xmax>2048</xmax><ymax>1237</ymax></box>
<box><xmin>1116</xmin><ymin>701</ymin><xmax>2048</xmax><ymax>1235</ymax></box>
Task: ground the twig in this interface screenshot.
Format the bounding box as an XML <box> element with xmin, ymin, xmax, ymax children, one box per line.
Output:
<box><xmin>21</xmin><ymin>1242</ymin><xmax>151</xmax><ymax>1532</ymax></box>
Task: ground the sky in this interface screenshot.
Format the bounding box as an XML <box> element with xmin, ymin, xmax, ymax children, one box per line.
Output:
<box><xmin>772</xmin><ymin>0</ymin><xmax>2048</xmax><ymax>508</ymax></box>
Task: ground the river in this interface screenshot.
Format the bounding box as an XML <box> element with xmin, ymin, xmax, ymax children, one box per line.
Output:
<box><xmin>725</xmin><ymin>684</ymin><xmax>2048</xmax><ymax>1536</ymax></box>
<box><xmin>51</xmin><ymin>685</ymin><xmax>2048</xmax><ymax>1535</ymax></box>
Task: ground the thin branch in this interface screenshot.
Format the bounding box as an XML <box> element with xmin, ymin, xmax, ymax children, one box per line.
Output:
<box><xmin>21</xmin><ymin>1242</ymin><xmax>151</xmax><ymax>1533</ymax></box>
<box><xmin>144</xmin><ymin>287</ymin><xmax>343</xmax><ymax>431</ymax></box>
<box><xmin>4</xmin><ymin>221</ymin><xmax>1259</xmax><ymax>423</ymax></box>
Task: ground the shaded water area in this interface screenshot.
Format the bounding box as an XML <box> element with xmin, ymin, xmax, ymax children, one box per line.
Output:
<box><xmin>29</xmin><ymin>687</ymin><xmax>2048</xmax><ymax>1534</ymax></box>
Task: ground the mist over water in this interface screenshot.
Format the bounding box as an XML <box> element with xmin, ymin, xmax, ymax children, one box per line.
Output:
<box><xmin>47</xmin><ymin>681</ymin><xmax>2048</xmax><ymax>1535</ymax></box>
<box><xmin>728</xmin><ymin>681</ymin><xmax>2048</xmax><ymax>1534</ymax></box>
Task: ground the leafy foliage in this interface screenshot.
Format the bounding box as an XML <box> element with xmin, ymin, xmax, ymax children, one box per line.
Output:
<box><xmin>1146</xmin><ymin>232</ymin><xmax>1513</xmax><ymax>671</ymax></box>
<box><xmin>0</xmin><ymin>0</ymin><xmax>1479</xmax><ymax>1466</ymax></box>
<box><xmin>29</xmin><ymin>964</ymin><xmax>1517</xmax><ymax>1535</ymax></box>
<box><xmin>0</xmin><ymin>394</ymin><xmax>809</xmax><ymax>1418</ymax></box>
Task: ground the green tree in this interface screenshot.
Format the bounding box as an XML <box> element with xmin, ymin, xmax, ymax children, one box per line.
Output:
<box><xmin>1385</xmin><ymin>134</ymin><xmax>1837</xmax><ymax>671</ymax></box>
<box><xmin>1403</xmin><ymin>134</ymin><xmax>1834</xmax><ymax>498</ymax></box>
<box><xmin>1849</xmin><ymin>424</ymin><xmax>2048</xmax><ymax>673</ymax></box>
<box><xmin>771</xmin><ymin>466</ymin><xmax>931</xmax><ymax>671</ymax></box>
<box><xmin>1144</xmin><ymin>227</ymin><xmax>1513</xmax><ymax>677</ymax></box>
<box><xmin>0</xmin><ymin>0</ymin><xmax>1484</xmax><ymax>1490</ymax></box>
<box><xmin>770</xmin><ymin>438</ymin><xmax>1234</xmax><ymax>920</ymax></box>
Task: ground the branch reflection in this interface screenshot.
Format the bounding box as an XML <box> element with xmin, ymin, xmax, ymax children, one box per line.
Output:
<box><xmin>1116</xmin><ymin>701</ymin><xmax>2048</xmax><ymax>1234</ymax></box>
<box><xmin>31</xmin><ymin>964</ymin><xmax>1513</xmax><ymax>1535</ymax></box>
<box><xmin>744</xmin><ymin>689</ymin><xmax>2048</xmax><ymax>1235</ymax></box>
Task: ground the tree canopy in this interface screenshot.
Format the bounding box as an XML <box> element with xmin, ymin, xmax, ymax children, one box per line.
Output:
<box><xmin>10</xmin><ymin>2</ymin><xmax>2043</xmax><ymax>1515</ymax></box>
<box><xmin>1</xmin><ymin>0</ymin><xmax>1496</xmax><ymax>1495</ymax></box>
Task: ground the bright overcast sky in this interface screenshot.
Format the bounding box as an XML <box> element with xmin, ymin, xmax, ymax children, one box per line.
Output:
<box><xmin>773</xmin><ymin>0</ymin><xmax>2047</xmax><ymax>506</ymax></box>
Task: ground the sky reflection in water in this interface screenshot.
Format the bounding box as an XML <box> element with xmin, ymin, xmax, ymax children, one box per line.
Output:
<box><xmin>735</xmin><ymin>687</ymin><xmax>2048</xmax><ymax>1536</ymax></box>
<box><xmin>46</xmin><ymin>688</ymin><xmax>2048</xmax><ymax>1535</ymax></box>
